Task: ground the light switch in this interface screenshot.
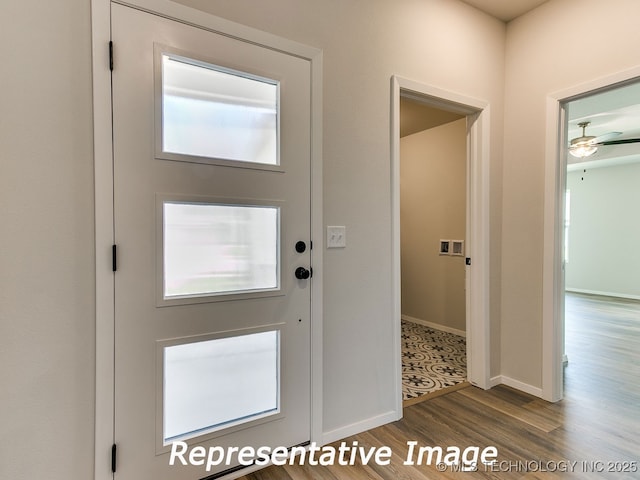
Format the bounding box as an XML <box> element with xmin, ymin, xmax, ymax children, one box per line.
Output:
<box><xmin>326</xmin><ymin>226</ymin><xmax>346</xmax><ymax>248</ymax></box>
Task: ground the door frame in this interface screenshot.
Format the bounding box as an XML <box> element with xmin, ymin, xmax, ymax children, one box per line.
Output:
<box><xmin>542</xmin><ymin>65</ymin><xmax>640</xmax><ymax>403</ymax></box>
<box><xmin>91</xmin><ymin>1</ymin><xmax>323</xmax><ymax>478</ymax></box>
<box><xmin>390</xmin><ymin>76</ymin><xmax>491</xmax><ymax>410</ymax></box>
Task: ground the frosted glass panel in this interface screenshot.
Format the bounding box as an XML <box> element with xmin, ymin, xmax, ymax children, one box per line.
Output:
<box><xmin>164</xmin><ymin>331</ymin><xmax>279</xmax><ymax>442</ymax></box>
<box><xmin>163</xmin><ymin>202</ymin><xmax>279</xmax><ymax>298</ymax></box>
<box><xmin>162</xmin><ymin>55</ymin><xmax>278</xmax><ymax>164</ymax></box>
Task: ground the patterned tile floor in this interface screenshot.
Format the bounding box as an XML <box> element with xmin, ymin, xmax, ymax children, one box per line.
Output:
<box><xmin>401</xmin><ymin>320</ymin><xmax>467</xmax><ymax>401</ymax></box>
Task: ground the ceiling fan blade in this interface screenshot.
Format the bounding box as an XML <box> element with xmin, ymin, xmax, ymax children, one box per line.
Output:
<box><xmin>591</xmin><ymin>131</ymin><xmax>622</xmax><ymax>143</ymax></box>
<box><xmin>598</xmin><ymin>138</ymin><xmax>640</xmax><ymax>146</ymax></box>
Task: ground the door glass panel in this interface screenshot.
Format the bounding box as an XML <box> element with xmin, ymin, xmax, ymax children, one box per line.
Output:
<box><xmin>162</xmin><ymin>54</ymin><xmax>278</xmax><ymax>165</ymax></box>
<box><xmin>163</xmin><ymin>202</ymin><xmax>279</xmax><ymax>299</ymax></box>
<box><xmin>163</xmin><ymin>330</ymin><xmax>280</xmax><ymax>443</ymax></box>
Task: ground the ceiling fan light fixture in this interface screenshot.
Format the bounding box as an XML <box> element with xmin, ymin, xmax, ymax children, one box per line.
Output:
<box><xmin>569</xmin><ymin>140</ymin><xmax>598</xmax><ymax>158</ymax></box>
<box><xmin>569</xmin><ymin>121</ymin><xmax>598</xmax><ymax>158</ymax></box>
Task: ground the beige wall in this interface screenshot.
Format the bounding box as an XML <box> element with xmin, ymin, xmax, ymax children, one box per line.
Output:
<box><xmin>401</xmin><ymin>119</ymin><xmax>467</xmax><ymax>332</ymax></box>
<box><xmin>502</xmin><ymin>0</ymin><xmax>640</xmax><ymax>387</ymax></box>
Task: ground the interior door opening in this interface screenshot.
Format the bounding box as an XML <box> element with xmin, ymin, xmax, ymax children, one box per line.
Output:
<box><xmin>392</xmin><ymin>77</ymin><xmax>493</xmax><ymax>416</ymax></box>
<box><xmin>392</xmin><ymin>76</ymin><xmax>492</xmax><ymax>413</ymax></box>
<box><xmin>398</xmin><ymin>99</ymin><xmax>470</xmax><ymax>406</ymax></box>
<box><xmin>560</xmin><ymin>80</ymin><xmax>640</xmax><ymax>399</ymax></box>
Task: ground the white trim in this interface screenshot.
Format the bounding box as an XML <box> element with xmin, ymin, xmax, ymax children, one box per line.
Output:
<box><xmin>466</xmin><ymin>105</ymin><xmax>492</xmax><ymax>391</ymax></box>
<box><xmin>401</xmin><ymin>315</ymin><xmax>466</xmax><ymax>338</ymax></box>
<box><xmin>113</xmin><ymin>0</ymin><xmax>319</xmax><ymax>59</ymax></box>
<box><xmin>542</xmin><ymin>95</ymin><xmax>566</xmax><ymax>403</ymax></box>
<box><xmin>542</xmin><ymin>64</ymin><xmax>640</xmax><ymax>404</ymax></box>
<box><xmin>91</xmin><ymin>1</ymin><xmax>115</xmax><ymax>479</ymax></box>
<box><xmin>565</xmin><ymin>288</ymin><xmax>640</xmax><ymax>301</ymax></box>
<box><xmin>321</xmin><ymin>410</ymin><xmax>400</xmax><ymax>446</ymax></box>
<box><xmin>397</xmin><ymin>78</ymin><xmax>486</xmax><ymax>114</ymax></box>
<box><xmin>309</xmin><ymin>46</ymin><xmax>324</xmax><ymax>447</ymax></box>
<box><xmin>391</xmin><ymin>76</ymin><xmax>491</xmax><ymax>405</ymax></box>
<box><xmin>92</xmin><ymin>2</ymin><xmax>323</xmax><ymax>478</ymax></box>
<box><xmin>490</xmin><ymin>376</ymin><xmax>544</xmax><ymax>398</ymax></box>
<box><xmin>390</xmin><ymin>78</ymin><xmax>404</xmax><ymax>421</ymax></box>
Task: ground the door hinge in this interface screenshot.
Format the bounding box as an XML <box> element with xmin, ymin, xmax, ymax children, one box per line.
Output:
<box><xmin>112</xmin><ymin>244</ymin><xmax>118</xmax><ymax>272</ymax></box>
<box><xmin>111</xmin><ymin>443</ymin><xmax>117</xmax><ymax>473</ymax></box>
<box><xmin>109</xmin><ymin>41</ymin><xmax>114</xmax><ymax>71</ymax></box>
<box><xmin>465</xmin><ymin>257</ymin><xmax>471</xmax><ymax>266</ymax></box>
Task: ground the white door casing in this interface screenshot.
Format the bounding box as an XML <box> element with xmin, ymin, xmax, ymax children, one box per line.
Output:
<box><xmin>390</xmin><ymin>76</ymin><xmax>491</xmax><ymax>408</ymax></box>
<box><xmin>542</xmin><ymin>66</ymin><xmax>640</xmax><ymax>403</ymax></box>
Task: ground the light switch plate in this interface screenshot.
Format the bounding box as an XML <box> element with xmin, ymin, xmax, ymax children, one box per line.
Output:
<box><xmin>327</xmin><ymin>226</ymin><xmax>346</xmax><ymax>248</ymax></box>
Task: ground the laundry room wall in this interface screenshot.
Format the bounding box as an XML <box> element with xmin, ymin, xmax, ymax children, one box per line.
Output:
<box><xmin>401</xmin><ymin>118</ymin><xmax>467</xmax><ymax>334</ymax></box>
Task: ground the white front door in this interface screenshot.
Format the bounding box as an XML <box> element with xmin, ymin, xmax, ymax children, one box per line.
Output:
<box><xmin>111</xmin><ymin>3</ymin><xmax>311</xmax><ymax>478</ymax></box>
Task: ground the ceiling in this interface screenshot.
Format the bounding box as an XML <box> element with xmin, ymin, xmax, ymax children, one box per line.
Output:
<box><xmin>459</xmin><ymin>0</ymin><xmax>549</xmax><ymax>22</ymax></box>
<box><xmin>400</xmin><ymin>99</ymin><xmax>463</xmax><ymax>137</ymax></box>
<box><xmin>566</xmin><ymin>82</ymin><xmax>640</xmax><ymax>171</ymax></box>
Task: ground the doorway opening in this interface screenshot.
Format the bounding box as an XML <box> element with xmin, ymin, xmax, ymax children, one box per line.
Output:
<box><xmin>543</xmin><ymin>69</ymin><xmax>640</xmax><ymax>402</ymax></box>
<box><xmin>391</xmin><ymin>76</ymin><xmax>492</xmax><ymax>414</ymax></box>
<box><xmin>399</xmin><ymin>99</ymin><xmax>469</xmax><ymax>405</ymax></box>
<box><xmin>561</xmin><ymin>80</ymin><xmax>640</xmax><ymax>396</ymax></box>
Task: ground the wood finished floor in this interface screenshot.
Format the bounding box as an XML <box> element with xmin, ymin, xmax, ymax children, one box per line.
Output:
<box><xmin>240</xmin><ymin>293</ymin><xmax>640</xmax><ymax>479</ymax></box>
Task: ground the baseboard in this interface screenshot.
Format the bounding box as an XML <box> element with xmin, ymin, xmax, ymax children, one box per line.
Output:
<box><xmin>321</xmin><ymin>410</ymin><xmax>400</xmax><ymax>446</ymax></box>
<box><xmin>565</xmin><ymin>288</ymin><xmax>640</xmax><ymax>301</ymax></box>
<box><xmin>401</xmin><ymin>314</ymin><xmax>466</xmax><ymax>338</ymax></box>
<box><xmin>488</xmin><ymin>375</ymin><xmax>544</xmax><ymax>398</ymax></box>
<box><xmin>489</xmin><ymin>375</ymin><xmax>502</xmax><ymax>388</ymax></box>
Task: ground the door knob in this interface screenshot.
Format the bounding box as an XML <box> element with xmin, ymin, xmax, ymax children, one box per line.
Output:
<box><xmin>295</xmin><ymin>267</ymin><xmax>311</xmax><ymax>280</ymax></box>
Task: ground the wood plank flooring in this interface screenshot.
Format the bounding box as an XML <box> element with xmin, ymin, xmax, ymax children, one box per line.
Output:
<box><xmin>240</xmin><ymin>293</ymin><xmax>640</xmax><ymax>479</ymax></box>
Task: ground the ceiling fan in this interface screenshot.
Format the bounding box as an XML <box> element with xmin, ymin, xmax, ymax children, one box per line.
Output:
<box><xmin>569</xmin><ymin>121</ymin><xmax>640</xmax><ymax>158</ymax></box>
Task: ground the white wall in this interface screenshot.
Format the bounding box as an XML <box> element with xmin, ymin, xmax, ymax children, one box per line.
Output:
<box><xmin>0</xmin><ymin>1</ymin><xmax>95</xmax><ymax>479</ymax></box>
<box><xmin>401</xmin><ymin>119</ymin><xmax>467</xmax><ymax>332</ymax></box>
<box><xmin>566</xmin><ymin>163</ymin><xmax>640</xmax><ymax>299</ymax></box>
<box><xmin>502</xmin><ymin>0</ymin><xmax>640</xmax><ymax>389</ymax></box>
